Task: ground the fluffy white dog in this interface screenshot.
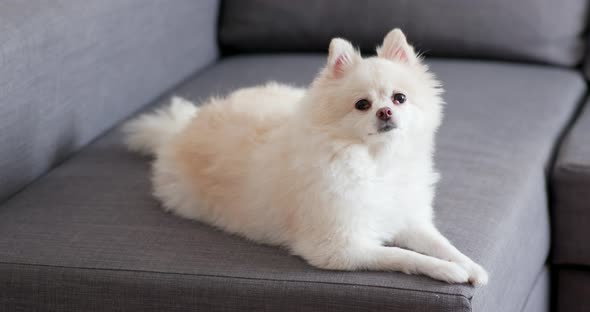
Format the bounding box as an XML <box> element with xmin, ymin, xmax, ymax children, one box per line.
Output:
<box><xmin>124</xmin><ymin>29</ymin><xmax>488</xmax><ymax>285</ymax></box>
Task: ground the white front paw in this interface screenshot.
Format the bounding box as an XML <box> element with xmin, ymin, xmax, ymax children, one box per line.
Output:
<box><xmin>460</xmin><ymin>261</ymin><xmax>489</xmax><ymax>286</ymax></box>
<box><xmin>429</xmin><ymin>261</ymin><xmax>469</xmax><ymax>284</ymax></box>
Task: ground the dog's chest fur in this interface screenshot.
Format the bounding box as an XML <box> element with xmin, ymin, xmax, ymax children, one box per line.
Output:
<box><xmin>286</xmin><ymin>141</ymin><xmax>431</xmax><ymax>243</ymax></box>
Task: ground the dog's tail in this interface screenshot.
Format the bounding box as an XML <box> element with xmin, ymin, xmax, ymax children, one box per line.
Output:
<box><xmin>123</xmin><ymin>96</ymin><xmax>198</xmax><ymax>156</ymax></box>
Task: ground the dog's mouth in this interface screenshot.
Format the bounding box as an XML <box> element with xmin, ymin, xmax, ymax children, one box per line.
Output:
<box><xmin>367</xmin><ymin>121</ymin><xmax>398</xmax><ymax>136</ymax></box>
<box><xmin>377</xmin><ymin>121</ymin><xmax>397</xmax><ymax>133</ymax></box>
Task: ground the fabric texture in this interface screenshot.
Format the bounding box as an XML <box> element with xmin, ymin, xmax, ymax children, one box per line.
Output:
<box><xmin>0</xmin><ymin>0</ymin><xmax>219</xmax><ymax>202</ymax></box>
<box><xmin>0</xmin><ymin>56</ymin><xmax>585</xmax><ymax>311</ymax></box>
<box><xmin>219</xmin><ymin>0</ymin><xmax>588</xmax><ymax>67</ymax></box>
<box><xmin>552</xmin><ymin>101</ymin><xmax>590</xmax><ymax>266</ymax></box>
<box><xmin>556</xmin><ymin>268</ymin><xmax>590</xmax><ymax>312</ymax></box>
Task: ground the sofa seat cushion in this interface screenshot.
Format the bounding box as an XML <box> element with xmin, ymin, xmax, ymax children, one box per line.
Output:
<box><xmin>0</xmin><ymin>56</ymin><xmax>585</xmax><ymax>311</ymax></box>
<box><xmin>552</xmin><ymin>101</ymin><xmax>590</xmax><ymax>266</ymax></box>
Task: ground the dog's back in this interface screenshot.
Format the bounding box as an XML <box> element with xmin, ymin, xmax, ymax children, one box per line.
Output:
<box><xmin>124</xmin><ymin>83</ymin><xmax>304</xmax><ymax>241</ymax></box>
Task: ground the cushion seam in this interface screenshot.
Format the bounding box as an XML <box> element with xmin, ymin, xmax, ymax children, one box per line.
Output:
<box><xmin>0</xmin><ymin>260</ymin><xmax>472</xmax><ymax>306</ymax></box>
<box><xmin>555</xmin><ymin>163</ymin><xmax>590</xmax><ymax>175</ymax></box>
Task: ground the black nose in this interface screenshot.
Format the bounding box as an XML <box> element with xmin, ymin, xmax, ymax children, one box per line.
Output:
<box><xmin>376</xmin><ymin>107</ymin><xmax>392</xmax><ymax>121</ymax></box>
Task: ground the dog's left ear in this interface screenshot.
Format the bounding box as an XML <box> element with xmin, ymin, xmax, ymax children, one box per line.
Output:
<box><xmin>327</xmin><ymin>38</ymin><xmax>360</xmax><ymax>78</ymax></box>
<box><xmin>377</xmin><ymin>29</ymin><xmax>419</xmax><ymax>65</ymax></box>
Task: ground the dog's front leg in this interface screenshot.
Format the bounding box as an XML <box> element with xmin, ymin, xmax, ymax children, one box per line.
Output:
<box><xmin>394</xmin><ymin>222</ymin><xmax>489</xmax><ymax>286</ymax></box>
<box><xmin>296</xmin><ymin>241</ymin><xmax>469</xmax><ymax>284</ymax></box>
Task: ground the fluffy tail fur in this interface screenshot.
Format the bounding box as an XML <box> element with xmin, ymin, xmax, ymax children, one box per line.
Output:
<box><xmin>123</xmin><ymin>96</ymin><xmax>198</xmax><ymax>155</ymax></box>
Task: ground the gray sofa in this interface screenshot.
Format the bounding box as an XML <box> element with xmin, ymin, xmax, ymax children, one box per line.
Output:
<box><xmin>1</xmin><ymin>1</ymin><xmax>589</xmax><ymax>311</ymax></box>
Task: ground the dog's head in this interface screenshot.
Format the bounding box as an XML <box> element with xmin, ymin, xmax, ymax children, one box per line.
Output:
<box><xmin>303</xmin><ymin>29</ymin><xmax>443</xmax><ymax>148</ymax></box>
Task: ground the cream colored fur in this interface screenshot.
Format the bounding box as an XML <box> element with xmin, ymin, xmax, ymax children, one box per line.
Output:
<box><xmin>123</xmin><ymin>29</ymin><xmax>488</xmax><ymax>285</ymax></box>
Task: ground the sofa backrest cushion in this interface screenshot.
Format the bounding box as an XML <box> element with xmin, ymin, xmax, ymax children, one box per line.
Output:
<box><xmin>0</xmin><ymin>0</ymin><xmax>219</xmax><ymax>202</ymax></box>
<box><xmin>219</xmin><ymin>0</ymin><xmax>588</xmax><ymax>66</ymax></box>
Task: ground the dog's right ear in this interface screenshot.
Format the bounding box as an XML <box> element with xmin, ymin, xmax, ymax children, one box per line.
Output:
<box><xmin>327</xmin><ymin>38</ymin><xmax>359</xmax><ymax>78</ymax></box>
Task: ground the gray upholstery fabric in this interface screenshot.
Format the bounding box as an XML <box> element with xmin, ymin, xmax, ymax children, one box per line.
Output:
<box><xmin>556</xmin><ymin>268</ymin><xmax>590</xmax><ymax>312</ymax></box>
<box><xmin>0</xmin><ymin>0</ymin><xmax>219</xmax><ymax>202</ymax></box>
<box><xmin>0</xmin><ymin>56</ymin><xmax>585</xmax><ymax>311</ymax></box>
<box><xmin>1</xmin><ymin>263</ymin><xmax>468</xmax><ymax>312</ymax></box>
<box><xmin>219</xmin><ymin>0</ymin><xmax>588</xmax><ymax>66</ymax></box>
<box><xmin>552</xmin><ymin>101</ymin><xmax>590</xmax><ymax>266</ymax></box>
<box><xmin>521</xmin><ymin>267</ymin><xmax>549</xmax><ymax>312</ymax></box>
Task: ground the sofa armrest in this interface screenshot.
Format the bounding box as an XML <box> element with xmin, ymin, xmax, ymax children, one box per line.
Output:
<box><xmin>0</xmin><ymin>0</ymin><xmax>219</xmax><ymax>201</ymax></box>
<box><xmin>552</xmin><ymin>100</ymin><xmax>590</xmax><ymax>265</ymax></box>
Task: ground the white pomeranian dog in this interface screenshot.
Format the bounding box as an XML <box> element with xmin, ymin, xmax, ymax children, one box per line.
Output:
<box><xmin>123</xmin><ymin>29</ymin><xmax>488</xmax><ymax>285</ymax></box>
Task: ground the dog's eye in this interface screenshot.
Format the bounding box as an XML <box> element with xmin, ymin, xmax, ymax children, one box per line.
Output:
<box><xmin>392</xmin><ymin>93</ymin><xmax>406</xmax><ymax>105</ymax></box>
<box><xmin>354</xmin><ymin>99</ymin><xmax>371</xmax><ymax>111</ymax></box>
